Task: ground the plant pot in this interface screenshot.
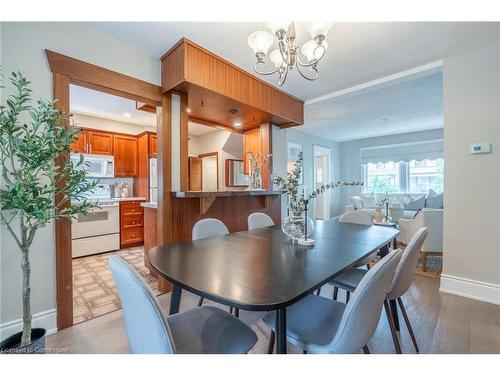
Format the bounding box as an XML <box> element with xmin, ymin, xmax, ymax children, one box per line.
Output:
<box><xmin>0</xmin><ymin>328</ymin><xmax>46</xmax><ymax>354</ymax></box>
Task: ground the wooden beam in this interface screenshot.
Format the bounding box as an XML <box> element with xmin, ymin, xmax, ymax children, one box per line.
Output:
<box><xmin>53</xmin><ymin>72</ymin><xmax>73</xmax><ymax>330</ymax></box>
<box><xmin>180</xmin><ymin>93</ymin><xmax>189</xmax><ymax>192</ymax></box>
<box><xmin>45</xmin><ymin>49</ymin><xmax>162</xmax><ymax>106</ymax></box>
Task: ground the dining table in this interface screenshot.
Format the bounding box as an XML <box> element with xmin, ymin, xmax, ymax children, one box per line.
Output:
<box><xmin>146</xmin><ymin>219</ymin><xmax>399</xmax><ymax>354</ymax></box>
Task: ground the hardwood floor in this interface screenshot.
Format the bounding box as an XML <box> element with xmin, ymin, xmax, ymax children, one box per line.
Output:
<box><xmin>47</xmin><ymin>275</ymin><xmax>500</xmax><ymax>354</ymax></box>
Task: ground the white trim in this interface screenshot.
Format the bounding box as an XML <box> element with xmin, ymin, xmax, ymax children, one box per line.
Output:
<box><xmin>305</xmin><ymin>60</ymin><xmax>443</xmax><ymax>105</ymax></box>
<box><xmin>440</xmin><ymin>274</ymin><xmax>500</xmax><ymax>306</ymax></box>
<box><xmin>0</xmin><ymin>309</ymin><xmax>57</xmax><ymax>341</ymax></box>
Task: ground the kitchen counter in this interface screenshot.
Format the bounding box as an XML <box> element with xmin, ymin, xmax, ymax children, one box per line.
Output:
<box><xmin>171</xmin><ymin>190</ymin><xmax>283</xmax><ymax>198</ymax></box>
<box><xmin>141</xmin><ymin>202</ymin><xmax>157</xmax><ymax>209</ymax></box>
<box><xmin>112</xmin><ymin>197</ymin><xmax>146</xmax><ymax>202</ymax></box>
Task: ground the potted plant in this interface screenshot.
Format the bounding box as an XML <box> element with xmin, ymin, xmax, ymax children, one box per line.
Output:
<box><xmin>273</xmin><ymin>152</ymin><xmax>362</xmax><ymax>240</ymax></box>
<box><xmin>0</xmin><ymin>72</ymin><xmax>96</xmax><ymax>353</ymax></box>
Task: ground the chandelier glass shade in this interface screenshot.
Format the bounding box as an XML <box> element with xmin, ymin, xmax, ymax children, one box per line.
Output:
<box><xmin>247</xmin><ymin>22</ymin><xmax>332</xmax><ymax>86</ymax></box>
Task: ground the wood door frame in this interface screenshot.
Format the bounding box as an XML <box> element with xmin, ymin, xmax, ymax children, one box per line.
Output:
<box><xmin>225</xmin><ymin>159</ymin><xmax>248</xmax><ymax>188</ymax></box>
<box><xmin>46</xmin><ymin>50</ymin><xmax>163</xmax><ymax>329</ymax></box>
<box><xmin>198</xmin><ymin>152</ymin><xmax>219</xmax><ymax>191</ymax></box>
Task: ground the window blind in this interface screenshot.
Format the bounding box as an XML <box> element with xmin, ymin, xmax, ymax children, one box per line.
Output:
<box><xmin>360</xmin><ymin>139</ymin><xmax>443</xmax><ymax>164</ymax></box>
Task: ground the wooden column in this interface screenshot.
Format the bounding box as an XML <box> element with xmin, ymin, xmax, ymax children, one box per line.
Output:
<box><xmin>53</xmin><ymin>72</ymin><xmax>73</xmax><ymax>329</ymax></box>
<box><xmin>156</xmin><ymin>94</ymin><xmax>172</xmax><ymax>293</ymax></box>
<box><xmin>179</xmin><ymin>93</ymin><xmax>189</xmax><ymax>192</ymax></box>
<box><xmin>260</xmin><ymin>122</ymin><xmax>273</xmax><ymax>190</ymax></box>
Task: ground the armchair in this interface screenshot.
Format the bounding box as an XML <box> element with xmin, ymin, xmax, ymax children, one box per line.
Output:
<box><xmin>398</xmin><ymin>208</ymin><xmax>443</xmax><ymax>271</ymax></box>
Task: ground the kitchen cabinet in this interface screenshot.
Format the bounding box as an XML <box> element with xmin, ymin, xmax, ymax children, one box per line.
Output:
<box><xmin>70</xmin><ymin>130</ymin><xmax>88</xmax><ymax>153</ymax></box>
<box><xmin>119</xmin><ymin>200</ymin><xmax>144</xmax><ymax>247</ymax></box>
<box><xmin>114</xmin><ymin>134</ymin><xmax>138</xmax><ymax>177</ymax></box>
<box><xmin>149</xmin><ymin>133</ymin><xmax>157</xmax><ymax>156</ymax></box>
<box><xmin>88</xmin><ymin>131</ymin><xmax>114</xmax><ymax>155</ymax></box>
<box><xmin>243</xmin><ymin>127</ymin><xmax>261</xmax><ymax>175</ymax></box>
<box><xmin>70</xmin><ymin>130</ymin><xmax>113</xmax><ymax>155</ymax></box>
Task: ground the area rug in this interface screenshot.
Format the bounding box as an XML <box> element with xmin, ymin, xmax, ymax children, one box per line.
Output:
<box><xmin>73</xmin><ymin>246</ymin><xmax>159</xmax><ymax>324</ymax></box>
<box><xmin>415</xmin><ymin>255</ymin><xmax>442</xmax><ymax>278</ymax></box>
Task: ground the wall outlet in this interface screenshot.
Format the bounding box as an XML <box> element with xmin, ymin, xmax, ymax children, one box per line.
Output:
<box><xmin>469</xmin><ymin>143</ymin><xmax>492</xmax><ymax>154</ymax></box>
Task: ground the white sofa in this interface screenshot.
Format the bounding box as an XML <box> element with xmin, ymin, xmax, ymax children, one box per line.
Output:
<box><xmin>399</xmin><ymin>208</ymin><xmax>443</xmax><ymax>271</ymax></box>
<box><xmin>344</xmin><ymin>193</ymin><xmax>426</xmax><ymax>221</ymax></box>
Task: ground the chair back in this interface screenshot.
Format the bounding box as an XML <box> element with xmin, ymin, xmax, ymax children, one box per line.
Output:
<box><xmin>386</xmin><ymin>227</ymin><xmax>428</xmax><ymax>300</ymax></box>
<box><xmin>248</xmin><ymin>212</ymin><xmax>275</xmax><ymax>230</ymax></box>
<box><xmin>192</xmin><ymin>218</ymin><xmax>229</xmax><ymax>240</ymax></box>
<box><xmin>328</xmin><ymin>249</ymin><xmax>401</xmax><ymax>353</ymax></box>
<box><xmin>339</xmin><ymin>210</ymin><xmax>373</xmax><ymax>226</ymax></box>
<box><xmin>108</xmin><ymin>255</ymin><xmax>175</xmax><ymax>354</ymax></box>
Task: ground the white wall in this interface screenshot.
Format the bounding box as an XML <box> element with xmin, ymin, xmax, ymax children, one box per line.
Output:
<box><xmin>338</xmin><ymin>128</ymin><xmax>444</xmax><ymax>210</ymax></box>
<box><xmin>0</xmin><ymin>22</ymin><xmax>161</xmax><ymax>336</ymax></box>
<box><xmin>195</xmin><ymin>130</ymin><xmax>244</xmax><ymax>190</ymax></box>
<box><xmin>440</xmin><ymin>42</ymin><xmax>500</xmax><ymax>304</ymax></box>
<box><xmin>72</xmin><ymin>113</ymin><xmax>156</xmax><ymax>135</ymax></box>
<box><xmin>284</xmin><ymin>128</ymin><xmax>343</xmax><ymax>217</ymax></box>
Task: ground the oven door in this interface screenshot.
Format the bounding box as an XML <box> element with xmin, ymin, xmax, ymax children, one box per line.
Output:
<box><xmin>71</xmin><ymin>204</ymin><xmax>119</xmax><ymax>239</ymax></box>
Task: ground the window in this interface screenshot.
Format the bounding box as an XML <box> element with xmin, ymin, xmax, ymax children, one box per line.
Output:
<box><xmin>362</xmin><ymin>158</ymin><xmax>444</xmax><ymax>194</ymax></box>
<box><xmin>287</xmin><ymin>142</ymin><xmax>303</xmax><ymax>183</ymax></box>
<box><xmin>364</xmin><ymin>161</ymin><xmax>402</xmax><ymax>193</ymax></box>
<box><xmin>408</xmin><ymin>159</ymin><xmax>444</xmax><ymax>193</ymax></box>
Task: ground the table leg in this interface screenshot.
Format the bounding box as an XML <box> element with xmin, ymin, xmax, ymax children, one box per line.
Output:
<box><xmin>389</xmin><ymin>299</ymin><xmax>400</xmax><ymax>332</ymax></box>
<box><xmin>276</xmin><ymin>308</ymin><xmax>287</xmax><ymax>354</ymax></box>
<box><xmin>379</xmin><ymin>244</ymin><xmax>390</xmax><ymax>258</ymax></box>
<box><xmin>169</xmin><ymin>284</ymin><xmax>182</xmax><ymax>315</ymax></box>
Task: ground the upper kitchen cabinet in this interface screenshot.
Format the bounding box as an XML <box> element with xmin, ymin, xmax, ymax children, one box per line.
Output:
<box><xmin>114</xmin><ymin>134</ymin><xmax>138</xmax><ymax>177</ymax></box>
<box><xmin>70</xmin><ymin>130</ymin><xmax>88</xmax><ymax>153</ymax></box>
<box><xmin>161</xmin><ymin>38</ymin><xmax>304</xmax><ymax>131</ymax></box>
<box><xmin>70</xmin><ymin>130</ymin><xmax>113</xmax><ymax>155</ymax></box>
<box><xmin>88</xmin><ymin>131</ymin><xmax>114</xmax><ymax>155</ymax></box>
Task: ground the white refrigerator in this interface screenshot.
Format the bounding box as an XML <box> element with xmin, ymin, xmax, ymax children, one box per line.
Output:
<box><xmin>149</xmin><ymin>157</ymin><xmax>158</xmax><ymax>203</ymax></box>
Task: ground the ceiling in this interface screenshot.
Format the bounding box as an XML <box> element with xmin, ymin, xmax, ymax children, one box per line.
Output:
<box><xmin>85</xmin><ymin>22</ymin><xmax>500</xmax><ymax>101</ymax></box>
<box><xmin>188</xmin><ymin>122</ymin><xmax>218</xmax><ymax>136</ymax></box>
<box><xmin>82</xmin><ymin>22</ymin><xmax>499</xmax><ymax>141</ymax></box>
<box><xmin>304</xmin><ymin>71</ymin><xmax>443</xmax><ymax>142</ymax></box>
<box><xmin>70</xmin><ymin>84</ymin><xmax>156</xmax><ymax>126</ymax></box>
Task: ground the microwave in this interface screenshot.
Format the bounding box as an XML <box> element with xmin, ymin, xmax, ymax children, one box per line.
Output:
<box><xmin>71</xmin><ymin>153</ymin><xmax>115</xmax><ymax>178</ymax></box>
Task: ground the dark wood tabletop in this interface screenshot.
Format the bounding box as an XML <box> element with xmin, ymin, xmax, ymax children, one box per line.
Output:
<box><xmin>146</xmin><ymin>220</ymin><xmax>398</xmax><ymax>311</ymax></box>
<box><xmin>146</xmin><ymin>220</ymin><xmax>398</xmax><ymax>354</ymax></box>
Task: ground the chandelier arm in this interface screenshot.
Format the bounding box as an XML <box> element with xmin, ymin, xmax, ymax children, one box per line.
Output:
<box><xmin>278</xmin><ymin>65</ymin><xmax>289</xmax><ymax>86</ymax></box>
<box><xmin>296</xmin><ymin>45</ymin><xmax>326</xmax><ymax>67</ymax></box>
<box><xmin>296</xmin><ymin>63</ymin><xmax>319</xmax><ymax>81</ymax></box>
<box><xmin>278</xmin><ymin>39</ymin><xmax>290</xmax><ymax>65</ymax></box>
<box><xmin>253</xmin><ymin>60</ymin><xmax>280</xmax><ymax>76</ymax></box>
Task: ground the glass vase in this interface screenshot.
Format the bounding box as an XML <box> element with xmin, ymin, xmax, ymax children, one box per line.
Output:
<box><xmin>281</xmin><ymin>209</ymin><xmax>314</xmax><ymax>241</ymax></box>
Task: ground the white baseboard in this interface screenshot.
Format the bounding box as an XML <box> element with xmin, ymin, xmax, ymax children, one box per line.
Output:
<box><xmin>440</xmin><ymin>274</ymin><xmax>500</xmax><ymax>305</ymax></box>
<box><xmin>0</xmin><ymin>309</ymin><xmax>57</xmax><ymax>341</ymax></box>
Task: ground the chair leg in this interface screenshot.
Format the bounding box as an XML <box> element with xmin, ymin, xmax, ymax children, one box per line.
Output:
<box><xmin>267</xmin><ymin>331</ymin><xmax>275</xmax><ymax>354</ymax></box>
<box><xmin>384</xmin><ymin>300</ymin><xmax>402</xmax><ymax>354</ymax></box>
<box><xmin>235</xmin><ymin>308</ymin><xmax>240</xmax><ymax>318</ymax></box>
<box><xmin>315</xmin><ymin>287</ymin><xmax>322</xmax><ymax>296</ymax></box>
<box><xmin>363</xmin><ymin>345</ymin><xmax>370</xmax><ymax>354</ymax></box>
<box><xmin>397</xmin><ymin>297</ymin><xmax>419</xmax><ymax>353</ymax></box>
<box><xmin>197</xmin><ymin>296</ymin><xmax>204</xmax><ymax>306</ymax></box>
<box><xmin>333</xmin><ymin>287</ymin><xmax>338</xmax><ymax>300</ymax></box>
<box><xmin>346</xmin><ymin>290</ymin><xmax>350</xmax><ymax>304</ymax></box>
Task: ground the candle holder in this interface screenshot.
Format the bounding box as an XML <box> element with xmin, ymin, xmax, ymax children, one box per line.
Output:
<box><xmin>298</xmin><ymin>199</ymin><xmax>315</xmax><ymax>246</ymax></box>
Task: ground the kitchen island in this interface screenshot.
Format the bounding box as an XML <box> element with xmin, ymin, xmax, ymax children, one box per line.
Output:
<box><xmin>141</xmin><ymin>190</ymin><xmax>283</xmax><ymax>292</ymax></box>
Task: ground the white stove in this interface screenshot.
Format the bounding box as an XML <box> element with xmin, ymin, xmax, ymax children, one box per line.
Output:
<box><xmin>71</xmin><ymin>184</ymin><xmax>120</xmax><ymax>258</ymax></box>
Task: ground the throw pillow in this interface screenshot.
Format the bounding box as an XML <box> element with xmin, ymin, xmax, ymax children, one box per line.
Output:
<box><xmin>426</xmin><ymin>192</ymin><xmax>443</xmax><ymax>209</ymax></box>
<box><xmin>426</xmin><ymin>189</ymin><xmax>437</xmax><ymax>198</ymax></box>
<box><xmin>404</xmin><ymin>195</ymin><xmax>426</xmax><ymax>211</ymax></box>
<box><xmin>350</xmin><ymin>196</ymin><xmax>364</xmax><ymax>209</ymax></box>
<box><xmin>360</xmin><ymin>192</ymin><xmax>376</xmax><ymax>208</ymax></box>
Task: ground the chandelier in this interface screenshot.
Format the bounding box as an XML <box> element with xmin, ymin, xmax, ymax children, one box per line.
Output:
<box><xmin>247</xmin><ymin>22</ymin><xmax>332</xmax><ymax>86</ymax></box>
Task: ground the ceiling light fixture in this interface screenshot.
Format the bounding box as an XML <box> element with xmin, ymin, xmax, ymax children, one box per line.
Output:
<box><xmin>247</xmin><ymin>22</ymin><xmax>332</xmax><ymax>86</ymax></box>
<box><xmin>186</xmin><ymin>108</ymin><xmax>192</xmax><ymax>113</ymax></box>
<box><xmin>234</xmin><ymin>122</ymin><xmax>242</xmax><ymax>127</ymax></box>
<box><xmin>123</xmin><ymin>112</ymin><xmax>131</xmax><ymax>118</ymax></box>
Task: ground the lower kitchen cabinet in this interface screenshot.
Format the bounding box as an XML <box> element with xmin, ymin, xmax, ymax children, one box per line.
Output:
<box><xmin>119</xmin><ymin>200</ymin><xmax>144</xmax><ymax>247</ymax></box>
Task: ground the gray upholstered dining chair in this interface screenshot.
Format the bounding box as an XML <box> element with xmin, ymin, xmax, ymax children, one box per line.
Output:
<box><xmin>192</xmin><ymin>219</ymin><xmax>236</xmax><ymax>313</ymax></box>
<box><xmin>329</xmin><ymin>210</ymin><xmax>376</xmax><ymax>302</ymax></box>
<box><xmin>329</xmin><ymin>227</ymin><xmax>428</xmax><ymax>353</ymax></box>
<box><xmin>264</xmin><ymin>249</ymin><xmax>401</xmax><ymax>354</ymax></box>
<box><xmin>109</xmin><ymin>255</ymin><xmax>258</xmax><ymax>354</ymax></box>
<box><xmin>248</xmin><ymin>212</ymin><xmax>275</xmax><ymax>230</ymax></box>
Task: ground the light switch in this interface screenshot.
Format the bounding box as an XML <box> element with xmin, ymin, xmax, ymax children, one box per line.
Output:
<box><xmin>469</xmin><ymin>143</ymin><xmax>492</xmax><ymax>154</ymax></box>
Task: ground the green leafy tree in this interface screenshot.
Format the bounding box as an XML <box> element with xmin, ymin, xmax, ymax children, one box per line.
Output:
<box><xmin>367</xmin><ymin>176</ymin><xmax>397</xmax><ymax>193</ymax></box>
<box><xmin>0</xmin><ymin>72</ymin><xmax>96</xmax><ymax>348</ymax></box>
